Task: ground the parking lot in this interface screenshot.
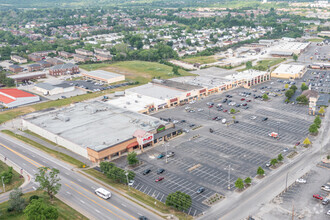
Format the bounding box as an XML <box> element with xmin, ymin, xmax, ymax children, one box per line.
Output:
<box><xmin>112</xmin><ymin>75</ymin><xmax>318</xmax><ymax>216</ymax></box>
<box><xmin>62</xmin><ymin>80</ymin><xmax>130</xmax><ymax>92</ymax></box>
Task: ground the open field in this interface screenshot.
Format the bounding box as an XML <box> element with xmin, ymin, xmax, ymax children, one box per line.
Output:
<box><xmin>238</xmin><ymin>58</ymin><xmax>286</xmax><ymax>72</ymax></box>
<box><xmin>307</xmin><ymin>38</ymin><xmax>324</xmax><ymax>42</ymax></box>
<box><xmin>80</xmin><ymin>61</ymin><xmax>195</xmax><ymax>84</ymax></box>
<box><xmin>0</xmin><ymin>160</ymin><xmax>24</xmax><ymax>194</ymax></box>
<box><xmin>0</xmin><ymin>190</ymin><xmax>88</xmax><ymax>220</ymax></box>
<box><xmin>182</xmin><ymin>56</ymin><xmax>218</xmax><ymax>64</ymax></box>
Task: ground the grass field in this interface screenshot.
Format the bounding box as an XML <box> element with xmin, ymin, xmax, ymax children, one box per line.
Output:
<box><xmin>182</xmin><ymin>56</ymin><xmax>217</xmax><ymax>64</ymax></box>
<box><xmin>1</xmin><ymin>130</ymin><xmax>86</xmax><ymax>168</ymax></box>
<box><xmin>80</xmin><ymin>61</ymin><xmax>195</xmax><ymax>84</ymax></box>
<box><xmin>307</xmin><ymin>38</ymin><xmax>324</xmax><ymax>42</ymax></box>
<box><xmin>83</xmin><ymin>168</ymin><xmax>192</xmax><ymax>220</ymax></box>
<box><xmin>238</xmin><ymin>58</ymin><xmax>286</xmax><ymax>72</ymax></box>
<box><xmin>0</xmin><ymin>190</ymin><xmax>88</xmax><ymax>220</ymax></box>
<box><xmin>0</xmin><ymin>160</ymin><xmax>24</xmax><ymax>194</ymax></box>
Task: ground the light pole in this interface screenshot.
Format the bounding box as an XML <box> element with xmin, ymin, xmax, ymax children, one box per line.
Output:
<box><xmin>1</xmin><ymin>176</ymin><xmax>5</xmax><ymax>193</ymax></box>
<box><xmin>277</xmin><ymin>121</ymin><xmax>280</xmax><ymax>138</ymax></box>
<box><xmin>224</xmin><ymin>164</ymin><xmax>234</xmax><ymax>190</ymax></box>
<box><xmin>165</xmin><ymin>143</ymin><xmax>169</xmax><ymax>164</ymax></box>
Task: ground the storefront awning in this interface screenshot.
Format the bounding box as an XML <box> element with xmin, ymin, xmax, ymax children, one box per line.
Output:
<box><xmin>127</xmin><ymin>141</ymin><xmax>139</xmax><ymax>149</ymax></box>
<box><xmin>154</xmin><ymin>127</ymin><xmax>182</xmax><ymax>140</ymax></box>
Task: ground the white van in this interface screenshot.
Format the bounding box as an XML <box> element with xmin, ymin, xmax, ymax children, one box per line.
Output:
<box><xmin>95</xmin><ymin>188</ymin><xmax>111</xmax><ymax>199</ymax></box>
<box><xmin>222</xmin><ymin>119</ymin><xmax>227</xmax><ymax>124</ymax></box>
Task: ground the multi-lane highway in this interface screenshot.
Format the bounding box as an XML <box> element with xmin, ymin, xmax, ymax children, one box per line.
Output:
<box><xmin>0</xmin><ymin>132</ymin><xmax>162</xmax><ymax>220</ymax></box>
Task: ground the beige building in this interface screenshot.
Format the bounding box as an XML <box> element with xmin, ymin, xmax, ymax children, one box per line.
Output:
<box><xmin>272</xmin><ymin>64</ymin><xmax>306</xmax><ymax>79</ymax></box>
<box><xmin>82</xmin><ymin>70</ymin><xmax>125</xmax><ymax>84</ymax></box>
<box><xmin>10</xmin><ymin>55</ymin><xmax>27</xmax><ymax>64</ymax></box>
<box><xmin>302</xmin><ymin>88</ymin><xmax>319</xmax><ymax>115</ymax></box>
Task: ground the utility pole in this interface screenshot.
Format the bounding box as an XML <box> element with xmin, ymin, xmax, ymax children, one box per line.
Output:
<box><xmin>1</xmin><ymin>176</ymin><xmax>5</xmax><ymax>193</ymax></box>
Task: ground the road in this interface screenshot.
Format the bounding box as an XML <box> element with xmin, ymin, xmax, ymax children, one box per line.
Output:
<box><xmin>199</xmin><ymin>108</ymin><xmax>330</xmax><ymax>220</ymax></box>
<box><xmin>0</xmin><ymin>132</ymin><xmax>162</xmax><ymax>220</ymax></box>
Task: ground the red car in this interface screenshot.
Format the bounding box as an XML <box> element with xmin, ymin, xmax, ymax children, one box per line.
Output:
<box><xmin>241</xmin><ymin>98</ymin><xmax>245</xmax><ymax>101</ymax></box>
<box><xmin>246</xmin><ymin>100</ymin><xmax>251</xmax><ymax>102</ymax></box>
<box><xmin>295</xmin><ymin>142</ymin><xmax>300</xmax><ymax>146</ymax></box>
<box><xmin>242</xmin><ymin>103</ymin><xmax>247</xmax><ymax>106</ymax></box>
<box><xmin>223</xmin><ymin>109</ymin><xmax>228</xmax><ymax>113</ymax></box>
<box><xmin>208</xmin><ymin>105</ymin><xmax>213</xmax><ymax>108</ymax></box>
<box><xmin>155</xmin><ymin>177</ymin><xmax>164</xmax><ymax>182</ymax></box>
<box><xmin>313</xmin><ymin>194</ymin><xmax>323</xmax><ymax>200</ymax></box>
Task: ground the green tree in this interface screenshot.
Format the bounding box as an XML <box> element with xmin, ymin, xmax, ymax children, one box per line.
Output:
<box><xmin>284</xmin><ymin>84</ymin><xmax>289</xmax><ymax>89</ymax></box>
<box><xmin>35</xmin><ymin>167</ymin><xmax>61</xmax><ymax>200</ymax></box>
<box><xmin>0</xmin><ymin>166</ymin><xmax>13</xmax><ymax>184</ymax></box>
<box><xmin>277</xmin><ymin>154</ymin><xmax>283</xmax><ymax>162</ymax></box>
<box><xmin>24</xmin><ymin>199</ymin><xmax>58</xmax><ymax>220</ymax></box>
<box><xmin>262</xmin><ymin>94</ymin><xmax>269</xmax><ymax>100</ymax></box>
<box><xmin>270</xmin><ymin>158</ymin><xmax>278</xmax><ymax>166</ymax></box>
<box><xmin>257</xmin><ymin>167</ymin><xmax>264</xmax><ymax>176</ymax></box>
<box><xmin>319</xmin><ymin>107</ymin><xmax>325</xmax><ymax>116</ymax></box>
<box><xmin>235</xmin><ymin>178</ymin><xmax>244</xmax><ymax>190</ymax></box>
<box><xmin>303</xmin><ymin>137</ymin><xmax>311</xmax><ymax>146</ymax></box>
<box><xmin>293</xmin><ymin>53</ymin><xmax>298</xmax><ymax>62</ymax></box>
<box><xmin>230</xmin><ymin>108</ymin><xmax>236</xmax><ymax>114</ymax></box>
<box><xmin>172</xmin><ymin>66</ymin><xmax>180</xmax><ymax>75</ymax></box>
<box><xmin>285</xmin><ymin>89</ymin><xmax>294</xmax><ymax>99</ymax></box>
<box><xmin>301</xmin><ymin>83</ymin><xmax>308</xmax><ymax>91</ymax></box>
<box><xmin>244</xmin><ymin>177</ymin><xmax>252</xmax><ymax>185</ymax></box>
<box><xmin>290</xmin><ymin>85</ymin><xmax>297</xmax><ymax>92</ymax></box>
<box><xmin>309</xmin><ymin>124</ymin><xmax>318</xmax><ymax>134</ymax></box>
<box><xmin>245</xmin><ymin>61</ymin><xmax>253</xmax><ymax>69</ymax></box>
<box><xmin>165</xmin><ymin>191</ymin><xmax>192</xmax><ymax>211</ymax></box>
<box><xmin>127</xmin><ymin>152</ymin><xmax>139</xmax><ymax>166</ymax></box>
<box><xmin>8</xmin><ymin>188</ymin><xmax>25</xmax><ymax>212</ymax></box>
<box><xmin>314</xmin><ymin>115</ymin><xmax>321</xmax><ymax>127</ymax></box>
<box><xmin>296</xmin><ymin>95</ymin><xmax>308</xmax><ymax>104</ymax></box>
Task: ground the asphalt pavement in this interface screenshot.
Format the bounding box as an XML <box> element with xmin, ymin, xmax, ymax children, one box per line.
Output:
<box><xmin>0</xmin><ymin>132</ymin><xmax>162</xmax><ymax>220</ymax></box>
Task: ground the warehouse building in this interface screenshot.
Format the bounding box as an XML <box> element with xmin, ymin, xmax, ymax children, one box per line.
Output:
<box><xmin>22</xmin><ymin>101</ymin><xmax>181</xmax><ymax>163</ymax></box>
<box><xmin>271</xmin><ymin>64</ymin><xmax>306</xmax><ymax>79</ymax></box>
<box><xmin>270</xmin><ymin>41</ymin><xmax>310</xmax><ymax>56</ymax></box>
<box><xmin>0</xmin><ymin>89</ymin><xmax>40</xmax><ymax>108</ymax></box>
<box><xmin>82</xmin><ymin>70</ymin><xmax>125</xmax><ymax>84</ymax></box>
<box><xmin>8</xmin><ymin>72</ymin><xmax>46</xmax><ymax>82</ymax></box>
<box><xmin>34</xmin><ymin>83</ymin><xmax>75</xmax><ymax>95</ymax></box>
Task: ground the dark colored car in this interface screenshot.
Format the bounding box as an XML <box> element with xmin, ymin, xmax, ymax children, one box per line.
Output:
<box><xmin>157</xmin><ymin>153</ymin><xmax>165</xmax><ymax>159</ymax></box>
<box><xmin>143</xmin><ymin>169</ymin><xmax>151</xmax><ymax>175</ymax></box>
<box><xmin>246</xmin><ymin>100</ymin><xmax>251</xmax><ymax>102</ymax></box>
<box><xmin>262</xmin><ymin>117</ymin><xmax>268</xmax><ymax>121</ymax></box>
<box><xmin>242</xmin><ymin>103</ymin><xmax>247</xmax><ymax>106</ymax></box>
<box><xmin>157</xmin><ymin>168</ymin><xmax>165</xmax><ymax>174</ymax></box>
<box><xmin>139</xmin><ymin>216</ymin><xmax>148</xmax><ymax>220</ymax></box>
<box><xmin>196</xmin><ymin>187</ymin><xmax>205</xmax><ymax>194</ymax></box>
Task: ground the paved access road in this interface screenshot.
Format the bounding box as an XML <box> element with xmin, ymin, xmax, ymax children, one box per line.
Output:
<box><xmin>0</xmin><ymin>132</ymin><xmax>161</xmax><ymax>220</ymax></box>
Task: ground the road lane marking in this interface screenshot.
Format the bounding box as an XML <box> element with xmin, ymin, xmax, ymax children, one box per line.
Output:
<box><xmin>69</xmin><ymin>181</ymin><xmax>137</xmax><ymax>220</ymax></box>
<box><xmin>0</xmin><ymin>143</ymin><xmax>42</xmax><ymax>167</ymax></box>
<box><xmin>121</xmin><ymin>203</ymin><xmax>127</xmax><ymax>207</ymax></box>
<box><xmin>65</xmin><ymin>184</ymin><xmax>127</xmax><ymax>220</ymax></box>
<box><xmin>95</xmin><ymin>209</ymin><xmax>101</xmax><ymax>213</ymax></box>
<box><xmin>80</xmin><ymin>200</ymin><xmax>85</xmax><ymax>204</ymax></box>
<box><xmin>66</xmin><ymin>191</ymin><xmax>71</xmax><ymax>195</ymax></box>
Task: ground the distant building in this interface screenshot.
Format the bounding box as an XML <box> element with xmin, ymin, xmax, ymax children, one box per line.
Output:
<box><xmin>32</xmin><ymin>50</ymin><xmax>56</xmax><ymax>57</ymax></box>
<box><xmin>75</xmin><ymin>48</ymin><xmax>93</xmax><ymax>56</ymax></box>
<box><xmin>82</xmin><ymin>70</ymin><xmax>125</xmax><ymax>84</ymax></box>
<box><xmin>36</xmin><ymin>60</ymin><xmax>52</xmax><ymax>68</ymax></box>
<box><xmin>94</xmin><ymin>48</ymin><xmax>111</xmax><ymax>56</ymax></box>
<box><xmin>95</xmin><ymin>53</ymin><xmax>113</xmax><ymax>61</ymax></box>
<box><xmin>28</xmin><ymin>54</ymin><xmax>43</xmax><ymax>62</ymax></box>
<box><xmin>27</xmin><ymin>64</ymin><xmax>42</xmax><ymax>72</ymax></box>
<box><xmin>58</xmin><ymin>51</ymin><xmax>73</xmax><ymax>58</ymax></box>
<box><xmin>73</xmin><ymin>54</ymin><xmax>90</xmax><ymax>62</ymax></box>
<box><xmin>0</xmin><ymin>88</ymin><xmax>40</xmax><ymax>108</ymax></box>
<box><xmin>10</xmin><ymin>55</ymin><xmax>27</xmax><ymax>64</ymax></box>
<box><xmin>272</xmin><ymin>64</ymin><xmax>306</xmax><ymax>79</ymax></box>
<box><xmin>45</xmin><ymin>58</ymin><xmax>64</xmax><ymax>66</ymax></box>
<box><xmin>9</xmin><ymin>65</ymin><xmax>24</xmax><ymax>73</ymax></box>
<box><xmin>49</xmin><ymin>63</ymin><xmax>79</xmax><ymax>76</ymax></box>
<box><xmin>34</xmin><ymin>83</ymin><xmax>75</xmax><ymax>95</ymax></box>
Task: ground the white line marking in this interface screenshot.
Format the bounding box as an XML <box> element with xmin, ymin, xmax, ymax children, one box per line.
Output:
<box><xmin>137</xmin><ymin>213</ymin><xmax>143</xmax><ymax>216</ymax></box>
<box><xmin>65</xmin><ymin>172</ymin><xmax>69</xmax><ymax>175</ymax></box>
<box><xmin>77</xmin><ymin>179</ymin><xmax>81</xmax><ymax>182</ymax></box>
<box><xmin>95</xmin><ymin>209</ymin><xmax>101</xmax><ymax>213</ymax></box>
<box><xmin>66</xmin><ymin>191</ymin><xmax>71</xmax><ymax>195</ymax></box>
<box><xmin>32</xmin><ymin>155</ymin><xmax>35</xmax><ymax>157</ymax></box>
<box><xmin>32</xmin><ymin>187</ymin><xmax>36</xmax><ymax>190</ymax></box>
<box><xmin>91</xmin><ymin>186</ymin><xmax>96</xmax><ymax>190</ymax></box>
<box><xmin>121</xmin><ymin>203</ymin><xmax>127</xmax><ymax>207</ymax></box>
<box><xmin>80</xmin><ymin>200</ymin><xmax>85</xmax><ymax>204</ymax></box>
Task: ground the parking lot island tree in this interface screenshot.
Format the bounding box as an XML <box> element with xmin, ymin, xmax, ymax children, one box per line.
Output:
<box><xmin>127</xmin><ymin>152</ymin><xmax>139</xmax><ymax>166</ymax></box>
<box><xmin>235</xmin><ymin>178</ymin><xmax>244</xmax><ymax>190</ymax></box>
<box><xmin>303</xmin><ymin>137</ymin><xmax>311</xmax><ymax>147</ymax></box>
<box><xmin>35</xmin><ymin>167</ymin><xmax>61</xmax><ymax>201</ymax></box>
<box><xmin>270</xmin><ymin>158</ymin><xmax>278</xmax><ymax>167</ymax></box>
<box><xmin>293</xmin><ymin>53</ymin><xmax>298</xmax><ymax>62</ymax></box>
<box><xmin>100</xmin><ymin>162</ymin><xmax>135</xmax><ymax>183</ymax></box>
<box><xmin>244</xmin><ymin>177</ymin><xmax>252</xmax><ymax>185</ymax></box>
<box><xmin>314</xmin><ymin>115</ymin><xmax>321</xmax><ymax>128</ymax></box>
<box><xmin>262</xmin><ymin>94</ymin><xmax>269</xmax><ymax>100</ymax></box>
<box><xmin>290</xmin><ymin>85</ymin><xmax>298</xmax><ymax>92</ymax></box>
<box><xmin>285</xmin><ymin>89</ymin><xmax>294</xmax><ymax>99</ymax></box>
<box><xmin>309</xmin><ymin>124</ymin><xmax>318</xmax><ymax>134</ymax></box>
<box><xmin>301</xmin><ymin>83</ymin><xmax>308</xmax><ymax>91</ymax></box>
<box><xmin>319</xmin><ymin>107</ymin><xmax>325</xmax><ymax>116</ymax></box>
<box><xmin>277</xmin><ymin>154</ymin><xmax>283</xmax><ymax>162</ymax></box>
<box><xmin>296</xmin><ymin>95</ymin><xmax>308</xmax><ymax>105</ymax></box>
<box><xmin>257</xmin><ymin>167</ymin><xmax>265</xmax><ymax>176</ymax></box>
<box><xmin>284</xmin><ymin>84</ymin><xmax>289</xmax><ymax>89</ymax></box>
<box><xmin>24</xmin><ymin>198</ymin><xmax>59</xmax><ymax>220</ymax></box>
<box><xmin>230</xmin><ymin>108</ymin><xmax>236</xmax><ymax>114</ymax></box>
<box><xmin>165</xmin><ymin>191</ymin><xmax>192</xmax><ymax>211</ymax></box>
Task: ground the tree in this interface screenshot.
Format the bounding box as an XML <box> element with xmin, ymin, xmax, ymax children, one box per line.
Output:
<box><xmin>165</xmin><ymin>191</ymin><xmax>192</xmax><ymax>211</ymax></box>
<box><xmin>8</xmin><ymin>188</ymin><xmax>25</xmax><ymax>212</ymax></box>
<box><xmin>235</xmin><ymin>178</ymin><xmax>244</xmax><ymax>190</ymax></box>
<box><xmin>290</xmin><ymin>85</ymin><xmax>297</xmax><ymax>92</ymax></box>
<box><xmin>0</xmin><ymin>167</ymin><xmax>13</xmax><ymax>184</ymax></box>
<box><xmin>309</xmin><ymin>124</ymin><xmax>318</xmax><ymax>134</ymax></box>
<box><xmin>257</xmin><ymin>167</ymin><xmax>264</xmax><ymax>176</ymax></box>
<box><xmin>314</xmin><ymin>115</ymin><xmax>321</xmax><ymax>127</ymax></box>
<box><xmin>270</xmin><ymin>158</ymin><xmax>278</xmax><ymax>166</ymax></box>
<box><xmin>127</xmin><ymin>152</ymin><xmax>139</xmax><ymax>166</ymax></box>
<box><xmin>245</xmin><ymin>61</ymin><xmax>253</xmax><ymax>69</ymax></box>
<box><xmin>230</xmin><ymin>108</ymin><xmax>236</xmax><ymax>114</ymax></box>
<box><xmin>293</xmin><ymin>53</ymin><xmax>298</xmax><ymax>62</ymax></box>
<box><xmin>172</xmin><ymin>66</ymin><xmax>180</xmax><ymax>75</ymax></box>
<box><xmin>35</xmin><ymin>167</ymin><xmax>61</xmax><ymax>200</ymax></box>
<box><xmin>285</xmin><ymin>89</ymin><xmax>294</xmax><ymax>99</ymax></box>
<box><xmin>296</xmin><ymin>95</ymin><xmax>308</xmax><ymax>104</ymax></box>
<box><xmin>303</xmin><ymin>137</ymin><xmax>311</xmax><ymax>146</ymax></box>
<box><xmin>284</xmin><ymin>84</ymin><xmax>289</xmax><ymax>89</ymax></box>
<box><xmin>100</xmin><ymin>162</ymin><xmax>135</xmax><ymax>183</ymax></box>
<box><xmin>24</xmin><ymin>199</ymin><xmax>58</xmax><ymax>220</ymax></box>
<box><xmin>301</xmin><ymin>83</ymin><xmax>308</xmax><ymax>91</ymax></box>
<box><xmin>244</xmin><ymin>177</ymin><xmax>252</xmax><ymax>185</ymax></box>
<box><xmin>262</xmin><ymin>94</ymin><xmax>269</xmax><ymax>100</ymax></box>
<box><xmin>319</xmin><ymin>107</ymin><xmax>325</xmax><ymax>116</ymax></box>
<box><xmin>277</xmin><ymin>153</ymin><xmax>283</xmax><ymax>162</ymax></box>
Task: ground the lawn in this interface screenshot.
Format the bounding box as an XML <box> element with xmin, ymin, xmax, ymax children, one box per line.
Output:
<box><xmin>80</xmin><ymin>61</ymin><xmax>195</xmax><ymax>84</ymax></box>
<box><xmin>0</xmin><ymin>160</ymin><xmax>24</xmax><ymax>194</ymax></box>
<box><xmin>0</xmin><ymin>190</ymin><xmax>88</xmax><ymax>220</ymax></box>
<box><xmin>182</xmin><ymin>56</ymin><xmax>217</xmax><ymax>64</ymax></box>
<box><xmin>1</xmin><ymin>130</ymin><xmax>86</xmax><ymax>168</ymax></box>
<box><xmin>238</xmin><ymin>58</ymin><xmax>286</xmax><ymax>72</ymax></box>
<box><xmin>307</xmin><ymin>38</ymin><xmax>324</xmax><ymax>42</ymax></box>
<box><xmin>83</xmin><ymin>168</ymin><xmax>192</xmax><ymax>220</ymax></box>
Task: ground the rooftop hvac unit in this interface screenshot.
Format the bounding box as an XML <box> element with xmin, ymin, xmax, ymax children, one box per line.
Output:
<box><xmin>135</xmin><ymin>100</ymin><xmax>138</xmax><ymax>103</ymax></box>
<box><xmin>126</xmin><ymin>101</ymin><xmax>130</xmax><ymax>105</ymax></box>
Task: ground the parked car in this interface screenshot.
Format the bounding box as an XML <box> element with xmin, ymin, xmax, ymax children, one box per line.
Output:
<box><xmin>250</xmin><ymin>116</ymin><xmax>257</xmax><ymax>120</ymax></box>
<box><xmin>143</xmin><ymin>169</ymin><xmax>151</xmax><ymax>175</ymax></box>
<box><xmin>157</xmin><ymin>153</ymin><xmax>165</xmax><ymax>159</ymax></box>
<box><xmin>157</xmin><ymin>168</ymin><xmax>165</xmax><ymax>174</ymax></box>
<box><xmin>295</xmin><ymin>142</ymin><xmax>300</xmax><ymax>146</ymax></box>
<box><xmin>139</xmin><ymin>216</ymin><xmax>148</xmax><ymax>220</ymax></box>
<box><xmin>223</xmin><ymin>109</ymin><xmax>228</xmax><ymax>113</ymax></box>
<box><xmin>166</xmin><ymin>151</ymin><xmax>175</xmax><ymax>158</ymax></box>
<box><xmin>241</xmin><ymin>98</ymin><xmax>245</xmax><ymax>101</ymax></box>
<box><xmin>196</xmin><ymin>187</ymin><xmax>205</xmax><ymax>194</ymax></box>
<box><xmin>321</xmin><ymin>185</ymin><xmax>330</xmax><ymax>192</ymax></box>
<box><xmin>322</xmin><ymin>198</ymin><xmax>330</xmax><ymax>205</ymax></box>
<box><xmin>262</xmin><ymin>117</ymin><xmax>268</xmax><ymax>121</ymax></box>
<box><xmin>266</xmin><ymin>162</ymin><xmax>271</xmax><ymax>167</ymax></box>
<box><xmin>128</xmin><ymin>180</ymin><xmax>135</xmax><ymax>186</ymax></box>
<box><xmin>313</xmin><ymin>194</ymin><xmax>323</xmax><ymax>200</ymax></box>
<box><xmin>209</xmin><ymin>128</ymin><xmax>214</xmax><ymax>133</ymax></box>
<box><xmin>296</xmin><ymin>178</ymin><xmax>306</xmax><ymax>183</ymax></box>
<box><xmin>155</xmin><ymin>177</ymin><xmax>164</xmax><ymax>182</ymax></box>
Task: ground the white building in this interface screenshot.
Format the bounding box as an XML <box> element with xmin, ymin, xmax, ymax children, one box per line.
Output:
<box><xmin>271</xmin><ymin>64</ymin><xmax>306</xmax><ymax>79</ymax></box>
<box><xmin>0</xmin><ymin>89</ymin><xmax>40</xmax><ymax>108</ymax></box>
<box><xmin>34</xmin><ymin>83</ymin><xmax>75</xmax><ymax>96</ymax></box>
<box><xmin>82</xmin><ymin>70</ymin><xmax>125</xmax><ymax>84</ymax></box>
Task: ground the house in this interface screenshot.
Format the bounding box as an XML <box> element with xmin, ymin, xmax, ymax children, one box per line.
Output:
<box><xmin>10</xmin><ymin>55</ymin><xmax>27</xmax><ymax>64</ymax></box>
<box><xmin>58</xmin><ymin>51</ymin><xmax>73</xmax><ymax>58</ymax></box>
<box><xmin>28</xmin><ymin>54</ymin><xmax>43</xmax><ymax>62</ymax></box>
<box><xmin>28</xmin><ymin>64</ymin><xmax>42</xmax><ymax>72</ymax></box>
<box><xmin>36</xmin><ymin>60</ymin><xmax>52</xmax><ymax>68</ymax></box>
<box><xmin>9</xmin><ymin>65</ymin><xmax>24</xmax><ymax>73</ymax></box>
<box><xmin>0</xmin><ymin>88</ymin><xmax>40</xmax><ymax>108</ymax></box>
<box><xmin>75</xmin><ymin>48</ymin><xmax>93</xmax><ymax>56</ymax></box>
<box><xmin>94</xmin><ymin>48</ymin><xmax>111</xmax><ymax>55</ymax></box>
<box><xmin>73</xmin><ymin>54</ymin><xmax>90</xmax><ymax>62</ymax></box>
<box><xmin>49</xmin><ymin>63</ymin><xmax>79</xmax><ymax>76</ymax></box>
<box><xmin>45</xmin><ymin>58</ymin><xmax>64</xmax><ymax>66</ymax></box>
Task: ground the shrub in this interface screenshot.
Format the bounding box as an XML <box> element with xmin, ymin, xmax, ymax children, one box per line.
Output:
<box><xmin>29</xmin><ymin>195</ymin><xmax>39</xmax><ymax>202</ymax></box>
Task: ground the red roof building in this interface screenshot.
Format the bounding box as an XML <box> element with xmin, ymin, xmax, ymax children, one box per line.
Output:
<box><xmin>0</xmin><ymin>89</ymin><xmax>40</xmax><ymax>108</ymax></box>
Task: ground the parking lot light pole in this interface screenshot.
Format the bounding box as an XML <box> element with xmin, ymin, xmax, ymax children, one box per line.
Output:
<box><xmin>1</xmin><ymin>176</ymin><xmax>5</xmax><ymax>193</ymax></box>
<box><xmin>165</xmin><ymin>143</ymin><xmax>168</xmax><ymax>164</ymax></box>
<box><xmin>277</xmin><ymin>122</ymin><xmax>280</xmax><ymax>138</ymax></box>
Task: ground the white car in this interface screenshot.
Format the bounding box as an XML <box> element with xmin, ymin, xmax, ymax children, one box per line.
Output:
<box><xmin>327</xmin><ymin>210</ymin><xmax>330</xmax><ymax>216</ymax></box>
<box><xmin>296</xmin><ymin>178</ymin><xmax>306</xmax><ymax>184</ymax></box>
<box><xmin>197</xmin><ymin>108</ymin><xmax>204</xmax><ymax>112</ymax></box>
<box><xmin>128</xmin><ymin>180</ymin><xmax>135</xmax><ymax>186</ymax></box>
<box><xmin>250</xmin><ymin>116</ymin><xmax>257</xmax><ymax>120</ymax></box>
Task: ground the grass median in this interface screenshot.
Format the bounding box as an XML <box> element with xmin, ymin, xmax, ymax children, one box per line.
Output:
<box><xmin>0</xmin><ymin>190</ymin><xmax>88</xmax><ymax>220</ymax></box>
<box><xmin>83</xmin><ymin>168</ymin><xmax>193</xmax><ymax>220</ymax></box>
<box><xmin>1</xmin><ymin>130</ymin><xmax>86</xmax><ymax>168</ymax></box>
<box><xmin>0</xmin><ymin>160</ymin><xmax>24</xmax><ymax>194</ymax></box>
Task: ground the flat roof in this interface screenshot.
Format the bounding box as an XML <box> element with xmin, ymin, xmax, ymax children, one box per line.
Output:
<box><xmin>24</xmin><ymin>101</ymin><xmax>167</xmax><ymax>151</ymax></box>
<box><xmin>83</xmin><ymin>70</ymin><xmax>124</xmax><ymax>80</ymax></box>
<box><xmin>9</xmin><ymin>72</ymin><xmax>46</xmax><ymax>79</ymax></box>
<box><xmin>152</xmin><ymin>79</ymin><xmax>202</xmax><ymax>91</ymax></box>
<box><xmin>126</xmin><ymin>83</ymin><xmax>184</xmax><ymax>100</ymax></box>
<box><xmin>273</xmin><ymin>64</ymin><xmax>306</xmax><ymax>75</ymax></box>
<box><xmin>270</xmin><ymin>42</ymin><xmax>310</xmax><ymax>53</ymax></box>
